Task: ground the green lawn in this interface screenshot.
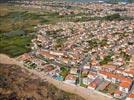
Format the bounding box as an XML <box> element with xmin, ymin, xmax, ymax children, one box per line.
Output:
<box><xmin>0</xmin><ymin>33</ymin><xmax>33</xmax><ymax>57</ymax></box>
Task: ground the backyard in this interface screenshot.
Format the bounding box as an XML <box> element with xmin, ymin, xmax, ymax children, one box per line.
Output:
<box><xmin>101</xmin><ymin>83</ymin><xmax>118</xmax><ymax>96</ymax></box>
<box><xmin>60</xmin><ymin>66</ymin><xmax>70</xmax><ymax>80</ymax></box>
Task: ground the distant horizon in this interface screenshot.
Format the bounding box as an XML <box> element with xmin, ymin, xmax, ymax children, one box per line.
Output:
<box><xmin>63</xmin><ymin>0</ymin><xmax>134</xmax><ymax>3</ymax></box>
<box><xmin>0</xmin><ymin>0</ymin><xmax>134</xmax><ymax>3</ymax></box>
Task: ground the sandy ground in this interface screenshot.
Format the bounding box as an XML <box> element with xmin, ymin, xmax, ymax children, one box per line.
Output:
<box><xmin>0</xmin><ymin>54</ymin><xmax>17</xmax><ymax>64</ymax></box>
<box><xmin>0</xmin><ymin>54</ymin><xmax>114</xmax><ymax>100</ymax></box>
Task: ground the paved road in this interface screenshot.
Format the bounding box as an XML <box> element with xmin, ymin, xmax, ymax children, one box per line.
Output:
<box><xmin>78</xmin><ymin>53</ymin><xmax>91</xmax><ymax>84</ymax></box>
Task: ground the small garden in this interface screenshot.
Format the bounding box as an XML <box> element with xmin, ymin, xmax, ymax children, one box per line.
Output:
<box><xmin>59</xmin><ymin>66</ymin><xmax>70</xmax><ymax>80</ymax></box>
<box><xmin>101</xmin><ymin>83</ymin><xmax>118</xmax><ymax>96</ymax></box>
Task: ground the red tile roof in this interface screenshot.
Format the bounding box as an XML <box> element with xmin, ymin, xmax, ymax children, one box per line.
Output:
<box><xmin>89</xmin><ymin>83</ymin><xmax>97</xmax><ymax>89</ymax></box>
<box><xmin>125</xmin><ymin>69</ymin><xmax>134</xmax><ymax>75</ymax></box>
<box><xmin>89</xmin><ymin>78</ymin><xmax>101</xmax><ymax>89</ymax></box>
<box><xmin>102</xmin><ymin>65</ymin><xmax>117</xmax><ymax>70</ymax></box>
<box><xmin>40</xmin><ymin>50</ymin><xmax>55</xmax><ymax>59</ymax></box>
<box><xmin>114</xmin><ymin>90</ymin><xmax>122</xmax><ymax>95</ymax></box>
<box><xmin>99</xmin><ymin>71</ymin><xmax>132</xmax><ymax>83</ymax></box>
<box><xmin>19</xmin><ymin>53</ymin><xmax>31</xmax><ymax>61</ymax></box>
<box><xmin>119</xmin><ymin>82</ymin><xmax>131</xmax><ymax>88</ymax></box>
<box><xmin>65</xmin><ymin>74</ymin><xmax>77</xmax><ymax>81</ymax></box>
<box><xmin>88</xmin><ymin>72</ymin><xmax>96</xmax><ymax>78</ymax></box>
<box><xmin>128</xmin><ymin>93</ymin><xmax>134</xmax><ymax>98</ymax></box>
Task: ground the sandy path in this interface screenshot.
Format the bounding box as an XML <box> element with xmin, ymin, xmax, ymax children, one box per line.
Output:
<box><xmin>0</xmin><ymin>54</ymin><xmax>114</xmax><ymax>100</ymax></box>
<box><xmin>0</xmin><ymin>54</ymin><xmax>17</xmax><ymax>64</ymax></box>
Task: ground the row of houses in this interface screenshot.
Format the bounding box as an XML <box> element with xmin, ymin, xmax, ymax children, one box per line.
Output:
<box><xmin>99</xmin><ymin>71</ymin><xmax>132</xmax><ymax>93</ymax></box>
<box><xmin>18</xmin><ymin>51</ymin><xmax>134</xmax><ymax>100</ymax></box>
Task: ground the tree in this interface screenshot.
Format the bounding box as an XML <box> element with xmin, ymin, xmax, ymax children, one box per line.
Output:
<box><xmin>103</xmin><ymin>13</ymin><xmax>121</xmax><ymax>21</ymax></box>
<box><xmin>100</xmin><ymin>55</ymin><xmax>113</xmax><ymax>65</ymax></box>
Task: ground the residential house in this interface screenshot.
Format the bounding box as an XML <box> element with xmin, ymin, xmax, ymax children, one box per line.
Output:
<box><xmin>91</xmin><ymin>65</ymin><xmax>101</xmax><ymax>71</ymax></box>
<box><xmin>123</xmin><ymin>69</ymin><xmax>134</xmax><ymax>78</ymax></box>
<box><xmin>126</xmin><ymin>93</ymin><xmax>134</xmax><ymax>100</ymax></box>
<box><xmin>19</xmin><ymin>53</ymin><xmax>31</xmax><ymax>61</ymax></box>
<box><xmin>60</xmin><ymin>57</ymin><xmax>70</xmax><ymax>64</ymax></box>
<box><xmin>82</xmin><ymin>69</ymin><xmax>89</xmax><ymax>77</ymax></box>
<box><xmin>83</xmin><ymin>64</ymin><xmax>91</xmax><ymax>69</ymax></box>
<box><xmin>50</xmin><ymin>51</ymin><xmax>64</xmax><ymax>57</ymax></box>
<box><xmin>113</xmin><ymin>60</ymin><xmax>124</xmax><ymax>66</ymax></box>
<box><xmin>38</xmin><ymin>50</ymin><xmax>55</xmax><ymax>60</ymax></box>
<box><xmin>119</xmin><ymin>82</ymin><xmax>132</xmax><ymax>93</ymax></box>
<box><xmin>114</xmin><ymin>90</ymin><xmax>123</xmax><ymax>98</ymax></box>
<box><xmin>82</xmin><ymin>78</ymin><xmax>91</xmax><ymax>85</ymax></box>
<box><xmin>97</xmin><ymin>81</ymin><xmax>110</xmax><ymax>91</ymax></box>
<box><xmin>99</xmin><ymin>71</ymin><xmax>133</xmax><ymax>93</ymax></box>
<box><xmin>115</xmin><ymin>68</ymin><xmax>125</xmax><ymax>74</ymax></box>
<box><xmin>88</xmin><ymin>77</ymin><xmax>102</xmax><ymax>90</ymax></box>
<box><xmin>99</xmin><ymin>71</ymin><xmax>117</xmax><ymax>83</ymax></box>
<box><xmin>70</xmin><ymin>68</ymin><xmax>78</xmax><ymax>75</ymax></box>
<box><xmin>102</xmin><ymin>64</ymin><xmax>117</xmax><ymax>72</ymax></box>
<box><xmin>87</xmin><ymin>72</ymin><xmax>97</xmax><ymax>79</ymax></box>
<box><xmin>99</xmin><ymin>71</ymin><xmax>132</xmax><ymax>84</ymax></box>
<box><xmin>64</xmin><ymin>74</ymin><xmax>77</xmax><ymax>84</ymax></box>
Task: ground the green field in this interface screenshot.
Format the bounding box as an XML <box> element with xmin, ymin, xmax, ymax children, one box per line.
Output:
<box><xmin>0</xmin><ymin>32</ymin><xmax>33</xmax><ymax>57</ymax></box>
<box><xmin>0</xmin><ymin>4</ymin><xmax>61</xmax><ymax>57</ymax></box>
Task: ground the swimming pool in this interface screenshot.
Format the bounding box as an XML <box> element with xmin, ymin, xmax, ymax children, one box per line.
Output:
<box><xmin>55</xmin><ymin>75</ymin><xmax>64</xmax><ymax>81</ymax></box>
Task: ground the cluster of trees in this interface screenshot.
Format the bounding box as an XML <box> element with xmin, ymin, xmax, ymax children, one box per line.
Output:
<box><xmin>103</xmin><ymin>13</ymin><xmax>121</xmax><ymax>21</ymax></box>
<box><xmin>74</xmin><ymin>13</ymin><xmax>132</xmax><ymax>22</ymax></box>
<box><xmin>120</xmin><ymin>51</ymin><xmax>131</xmax><ymax>62</ymax></box>
<box><xmin>60</xmin><ymin>66</ymin><xmax>70</xmax><ymax>80</ymax></box>
<box><xmin>100</xmin><ymin>54</ymin><xmax>113</xmax><ymax>65</ymax></box>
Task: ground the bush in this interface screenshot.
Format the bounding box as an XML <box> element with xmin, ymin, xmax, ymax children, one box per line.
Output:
<box><xmin>103</xmin><ymin>13</ymin><xmax>121</xmax><ymax>21</ymax></box>
<box><xmin>100</xmin><ymin>55</ymin><xmax>113</xmax><ymax>65</ymax></box>
<box><xmin>60</xmin><ymin>66</ymin><xmax>69</xmax><ymax>79</ymax></box>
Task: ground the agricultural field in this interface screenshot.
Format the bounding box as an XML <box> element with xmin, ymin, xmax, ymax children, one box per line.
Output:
<box><xmin>0</xmin><ymin>4</ymin><xmax>61</xmax><ymax>57</ymax></box>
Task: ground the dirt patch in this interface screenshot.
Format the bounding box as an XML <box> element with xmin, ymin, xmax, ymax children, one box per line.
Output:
<box><xmin>0</xmin><ymin>54</ymin><xmax>16</xmax><ymax>65</ymax></box>
<box><xmin>0</xmin><ymin>63</ymin><xmax>85</xmax><ymax>100</ymax></box>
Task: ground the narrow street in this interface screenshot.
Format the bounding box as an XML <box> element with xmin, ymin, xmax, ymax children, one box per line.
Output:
<box><xmin>78</xmin><ymin>53</ymin><xmax>91</xmax><ymax>84</ymax></box>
